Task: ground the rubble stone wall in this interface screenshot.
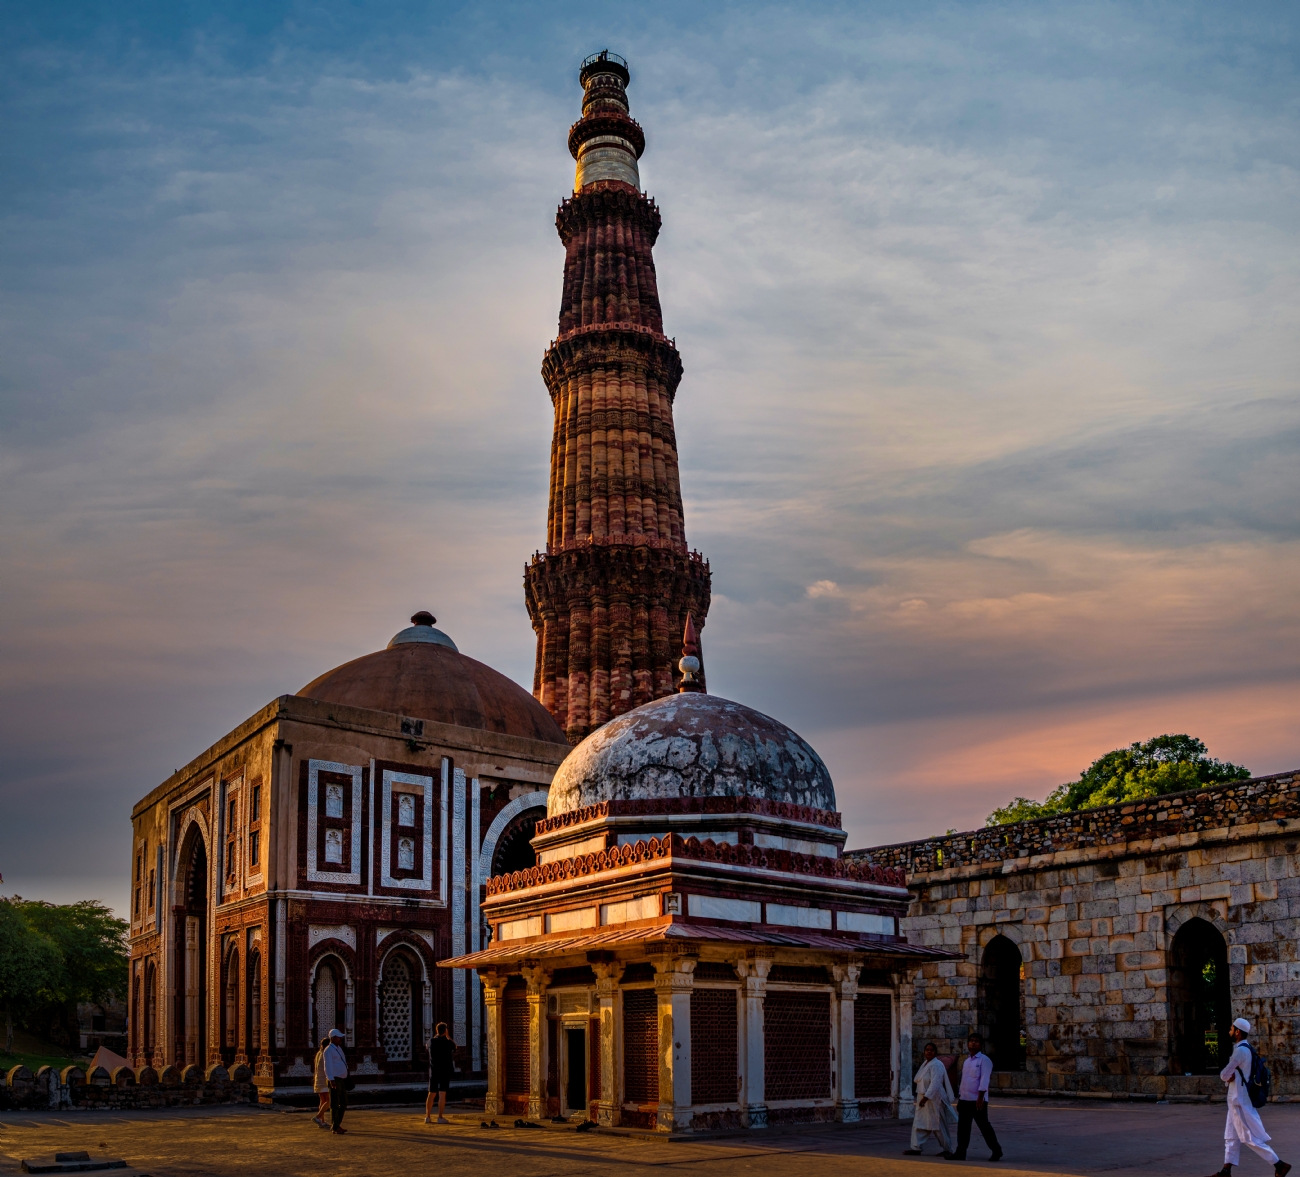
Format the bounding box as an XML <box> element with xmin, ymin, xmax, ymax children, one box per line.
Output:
<box><xmin>846</xmin><ymin>771</ymin><xmax>1300</xmax><ymax>1098</ymax></box>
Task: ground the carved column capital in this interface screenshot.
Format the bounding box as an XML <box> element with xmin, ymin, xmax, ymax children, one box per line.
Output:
<box><xmin>831</xmin><ymin>958</ymin><xmax>862</xmax><ymax>997</ymax></box>
<box><xmin>592</xmin><ymin>960</ymin><xmax>621</xmax><ymax>998</ymax></box>
<box><xmin>653</xmin><ymin>957</ymin><xmax>696</xmax><ymax>992</ymax></box>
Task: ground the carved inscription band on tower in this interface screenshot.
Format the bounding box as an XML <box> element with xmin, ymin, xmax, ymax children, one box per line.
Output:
<box><xmin>525</xmin><ymin>52</ymin><xmax>711</xmax><ymax>743</ymax></box>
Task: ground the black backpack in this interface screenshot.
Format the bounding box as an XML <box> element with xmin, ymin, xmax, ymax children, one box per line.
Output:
<box><xmin>1238</xmin><ymin>1042</ymin><xmax>1271</xmax><ymax>1108</ymax></box>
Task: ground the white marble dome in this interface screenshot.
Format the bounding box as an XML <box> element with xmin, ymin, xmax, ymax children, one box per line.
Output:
<box><xmin>547</xmin><ymin>692</ymin><xmax>836</xmax><ymax>817</ymax></box>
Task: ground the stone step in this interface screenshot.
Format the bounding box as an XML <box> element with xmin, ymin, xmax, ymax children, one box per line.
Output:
<box><xmin>19</xmin><ymin>1154</ymin><xmax>128</xmax><ymax>1174</ymax></box>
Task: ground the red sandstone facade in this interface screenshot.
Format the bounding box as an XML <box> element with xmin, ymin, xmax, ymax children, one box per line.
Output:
<box><xmin>525</xmin><ymin>52</ymin><xmax>711</xmax><ymax>743</ymax></box>
<box><xmin>125</xmin><ymin>619</ymin><xmax>572</xmax><ymax>1100</ymax></box>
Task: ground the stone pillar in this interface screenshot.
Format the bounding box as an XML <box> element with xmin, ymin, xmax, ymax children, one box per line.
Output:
<box><xmin>522</xmin><ymin>965</ymin><xmax>551</xmax><ymax>1120</ymax></box>
<box><xmin>653</xmin><ymin>957</ymin><xmax>695</xmax><ymax>1132</ymax></box>
<box><xmin>346</xmin><ymin>976</ymin><xmax>357</xmax><ymax>1048</ymax></box>
<box><xmin>831</xmin><ymin>962</ymin><xmax>860</xmax><ymax>1123</ymax></box>
<box><xmin>896</xmin><ymin>972</ymin><xmax>918</xmax><ymax>1121</ymax></box>
<box><xmin>736</xmin><ymin>953</ymin><xmax>772</xmax><ymax>1129</ymax></box>
<box><xmin>184</xmin><ymin>915</ymin><xmax>200</xmax><ymax>1066</ymax></box>
<box><xmin>274</xmin><ymin>897</ymin><xmax>287</xmax><ymax>1050</ymax></box>
<box><xmin>482</xmin><ymin>974</ymin><xmax>508</xmax><ymax>1118</ymax></box>
<box><xmin>593</xmin><ymin>961</ymin><xmax>621</xmax><ymax>1127</ymax></box>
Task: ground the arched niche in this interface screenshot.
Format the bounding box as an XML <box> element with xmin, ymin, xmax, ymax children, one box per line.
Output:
<box><xmin>221</xmin><ymin>942</ymin><xmax>240</xmax><ymax>1061</ymax></box>
<box><xmin>1169</xmin><ymin>916</ymin><xmax>1232</xmax><ymax>1075</ymax></box>
<box><xmin>174</xmin><ymin>822</ymin><xmax>209</xmax><ymax>1068</ymax></box>
<box><xmin>979</xmin><ymin>934</ymin><xmax>1025</xmax><ymax>1072</ymax></box>
<box><xmin>246</xmin><ymin>947</ymin><xmax>263</xmax><ymax>1061</ymax></box>
<box><xmin>309</xmin><ymin>953</ymin><xmax>352</xmax><ymax>1049</ymax></box>
<box><xmin>377</xmin><ymin>942</ymin><xmax>430</xmax><ymax>1068</ymax></box>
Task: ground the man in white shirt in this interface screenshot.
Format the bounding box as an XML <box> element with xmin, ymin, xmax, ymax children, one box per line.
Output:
<box><xmin>947</xmin><ymin>1033</ymin><xmax>1002</xmax><ymax>1162</ymax></box>
<box><xmin>1210</xmin><ymin>1018</ymin><xmax>1289</xmax><ymax>1177</ymax></box>
<box><xmin>324</xmin><ymin>1027</ymin><xmax>350</xmax><ymax>1136</ymax></box>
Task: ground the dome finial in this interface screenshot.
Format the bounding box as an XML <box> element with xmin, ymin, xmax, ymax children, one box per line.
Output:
<box><xmin>411</xmin><ymin>610</ymin><xmax>436</xmax><ymax>627</ymax></box>
<box><xmin>678</xmin><ymin>613</ymin><xmax>705</xmax><ymax>693</ymax></box>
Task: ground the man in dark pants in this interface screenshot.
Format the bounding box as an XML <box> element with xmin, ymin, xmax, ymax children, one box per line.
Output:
<box><xmin>947</xmin><ymin>1033</ymin><xmax>1002</xmax><ymax>1162</ymax></box>
<box><xmin>324</xmin><ymin>1027</ymin><xmax>349</xmax><ymax>1135</ymax></box>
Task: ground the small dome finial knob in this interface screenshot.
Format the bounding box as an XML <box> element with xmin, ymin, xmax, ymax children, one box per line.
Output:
<box><xmin>678</xmin><ymin>613</ymin><xmax>705</xmax><ymax>693</ymax></box>
<box><xmin>411</xmin><ymin>610</ymin><xmax>436</xmax><ymax>627</ymax></box>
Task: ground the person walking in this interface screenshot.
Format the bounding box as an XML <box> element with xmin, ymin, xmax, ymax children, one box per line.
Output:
<box><xmin>947</xmin><ymin>1033</ymin><xmax>1002</xmax><ymax>1162</ymax></box>
<box><xmin>323</xmin><ymin>1027</ymin><xmax>350</xmax><ymax>1135</ymax></box>
<box><xmin>1208</xmin><ymin>1018</ymin><xmax>1290</xmax><ymax>1177</ymax></box>
<box><xmin>312</xmin><ymin>1036</ymin><xmax>331</xmax><ymax>1129</ymax></box>
<box><xmin>425</xmin><ymin>1022</ymin><xmax>456</xmax><ymax>1125</ymax></box>
<box><xmin>905</xmin><ymin>1042</ymin><xmax>957</xmax><ymax>1156</ymax></box>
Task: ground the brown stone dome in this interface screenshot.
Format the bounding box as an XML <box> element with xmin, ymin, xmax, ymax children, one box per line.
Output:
<box><xmin>298</xmin><ymin>614</ymin><xmax>568</xmax><ymax>745</ymax></box>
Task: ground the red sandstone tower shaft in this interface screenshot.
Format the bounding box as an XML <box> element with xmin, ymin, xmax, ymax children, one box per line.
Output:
<box><xmin>525</xmin><ymin>51</ymin><xmax>711</xmax><ymax>743</ymax></box>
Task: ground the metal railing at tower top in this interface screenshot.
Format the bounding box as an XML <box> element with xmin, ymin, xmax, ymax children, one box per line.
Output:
<box><xmin>581</xmin><ymin>49</ymin><xmax>628</xmax><ymax>71</ymax></box>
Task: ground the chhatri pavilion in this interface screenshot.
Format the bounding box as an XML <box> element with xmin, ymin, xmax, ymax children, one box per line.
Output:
<box><xmin>442</xmin><ymin>624</ymin><xmax>955</xmax><ymax>1131</ymax></box>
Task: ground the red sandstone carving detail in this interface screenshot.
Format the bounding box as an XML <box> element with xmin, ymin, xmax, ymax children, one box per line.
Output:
<box><xmin>484</xmin><ymin>833</ymin><xmax>905</xmax><ymax>896</ymax></box>
<box><xmin>532</xmin><ymin>797</ymin><xmax>844</xmax><ymax>837</ymax></box>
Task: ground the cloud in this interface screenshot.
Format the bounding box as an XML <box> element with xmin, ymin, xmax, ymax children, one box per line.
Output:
<box><xmin>1</xmin><ymin>1</ymin><xmax>1297</xmax><ymax>913</ymax></box>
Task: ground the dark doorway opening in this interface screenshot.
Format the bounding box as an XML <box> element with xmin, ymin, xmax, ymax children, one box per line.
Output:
<box><xmin>1170</xmin><ymin>918</ymin><xmax>1232</xmax><ymax>1075</ymax></box>
<box><xmin>493</xmin><ymin>810</ymin><xmax>544</xmax><ymax>876</ymax></box>
<box><xmin>980</xmin><ymin>935</ymin><xmax>1025</xmax><ymax>1071</ymax></box>
<box><xmin>566</xmin><ymin>1027</ymin><xmax>587</xmax><ymax>1114</ymax></box>
<box><xmin>176</xmin><ymin>834</ymin><xmax>208</xmax><ymax>1068</ymax></box>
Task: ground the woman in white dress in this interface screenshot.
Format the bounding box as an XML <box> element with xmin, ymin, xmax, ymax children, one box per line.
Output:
<box><xmin>905</xmin><ymin>1041</ymin><xmax>957</xmax><ymax>1156</ymax></box>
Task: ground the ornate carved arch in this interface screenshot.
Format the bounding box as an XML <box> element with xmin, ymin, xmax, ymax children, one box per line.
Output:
<box><xmin>309</xmin><ymin>950</ymin><xmax>355</xmax><ymax>1048</ymax></box>
<box><xmin>173</xmin><ymin>808</ymin><xmax>210</xmax><ymax>907</ymax></box>
<box><xmin>479</xmin><ymin>791</ymin><xmax>549</xmax><ymax>881</ymax></box>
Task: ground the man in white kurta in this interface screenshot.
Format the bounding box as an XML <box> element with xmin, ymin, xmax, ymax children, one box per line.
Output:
<box><xmin>905</xmin><ymin>1042</ymin><xmax>957</xmax><ymax>1155</ymax></box>
<box><xmin>1213</xmin><ymin>1018</ymin><xmax>1288</xmax><ymax>1177</ymax></box>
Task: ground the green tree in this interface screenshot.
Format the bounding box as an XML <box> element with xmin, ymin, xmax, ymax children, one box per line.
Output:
<box><xmin>17</xmin><ymin>899</ymin><xmax>128</xmax><ymax>1047</ymax></box>
<box><xmin>986</xmin><ymin>734</ymin><xmax>1251</xmax><ymax>827</ymax></box>
<box><xmin>0</xmin><ymin>899</ymin><xmax>62</xmax><ymax>1054</ymax></box>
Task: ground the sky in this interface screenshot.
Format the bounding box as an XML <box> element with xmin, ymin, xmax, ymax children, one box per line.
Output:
<box><xmin>2</xmin><ymin>1</ymin><xmax>1297</xmax><ymax>918</ymax></box>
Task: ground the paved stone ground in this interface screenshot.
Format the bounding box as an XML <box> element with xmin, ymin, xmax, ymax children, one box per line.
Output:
<box><xmin>2</xmin><ymin>1100</ymin><xmax>1298</xmax><ymax>1177</ymax></box>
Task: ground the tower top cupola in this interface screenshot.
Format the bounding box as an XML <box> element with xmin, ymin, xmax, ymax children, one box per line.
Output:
<box><xmin>569</xmin><ymin>50</ymin><xmax>644</xmax><ymax>192</ymax></box>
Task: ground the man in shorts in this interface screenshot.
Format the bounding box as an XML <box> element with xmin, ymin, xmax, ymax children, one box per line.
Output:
<box><xmin>425</xmin><ymin>1022</ymin><xmax>456</xmax><ymax>1124</ymax></box>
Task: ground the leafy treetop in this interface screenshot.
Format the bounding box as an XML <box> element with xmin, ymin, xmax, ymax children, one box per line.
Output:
<box><xmin>0</xmin><ymin>897</ymin><xmax>127</xmax><ymax>1054</ymax></box>
<box><xmin>985</xmin><ymin>734</ymin><xmax>1251</xmax><ymax>827</ymax></box>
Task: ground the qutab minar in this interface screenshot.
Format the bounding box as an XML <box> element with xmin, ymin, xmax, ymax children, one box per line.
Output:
<box><xmin>525</xmin><ymin>51</ymin><xmax>711</xmax><ymax>744</ymax></box>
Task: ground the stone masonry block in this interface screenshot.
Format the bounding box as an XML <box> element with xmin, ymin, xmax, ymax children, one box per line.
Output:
<box><xmin>1239</xmin><ymin>859</ymin><xmax>1268</xmax><ymax>884</ymax></box>
<box><xmin>1081</xmin><ymin>899</ymin><xmax>1120</xmax><ymax>919</ymax></box>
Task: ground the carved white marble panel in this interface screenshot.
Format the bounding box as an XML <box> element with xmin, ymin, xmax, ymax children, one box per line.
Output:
<box><xmin>307</xmin><ymin>924</ymin><xmax>356</xmax><ymax>951</ymax></box>
<box><xmin>306</xmin><ymin>761</ymin><xmax>363</xmax><ymax>886</ymax></box>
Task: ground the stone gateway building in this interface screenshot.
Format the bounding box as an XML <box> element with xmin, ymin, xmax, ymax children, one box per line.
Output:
<box><xmin>846</xmin><ymin>769</ymin><xmax>1300</xmax><ymax>1100</ymax></box>
<box><xmin>126</xmin><ymin>614</ymin><xmax>571</xmax><ymax>1097</ymax></box>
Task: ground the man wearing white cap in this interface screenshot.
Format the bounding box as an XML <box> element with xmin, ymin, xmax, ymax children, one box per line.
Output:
<box><xmin>1209</xmin><ymin>1017</ymin><xmax>1289</xmax><ymax>1177</ymax></box>
<box><xmin>324</xmin><ymin>1027</ymin><xmax>350</xmax><ymax>1136</ymax></box>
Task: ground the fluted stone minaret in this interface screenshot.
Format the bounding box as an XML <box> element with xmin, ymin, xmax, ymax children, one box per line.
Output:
<box><xmin>525</xmin><ymin>51</ymin><xmax>711</xmax><ymax>743</ymax></box>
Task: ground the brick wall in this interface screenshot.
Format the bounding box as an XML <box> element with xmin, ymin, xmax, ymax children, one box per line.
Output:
<box><xmin>846</xmin><ymin>771</ymin><xmax>1300</xmax><ymax>1098</ymax></box>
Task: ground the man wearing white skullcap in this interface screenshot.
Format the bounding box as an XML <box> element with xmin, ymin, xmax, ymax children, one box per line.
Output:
<box><xmin>1207</xmin><ymin>1017</ymin><xmax>1290</xmax><ymax>1177</ymax></box>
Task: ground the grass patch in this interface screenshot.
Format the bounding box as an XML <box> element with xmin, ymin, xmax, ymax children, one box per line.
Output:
<box><xmin>0</xmin><ymin>1028</ymin><xmax>92</xmax><ymax>1075</ymax></box>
